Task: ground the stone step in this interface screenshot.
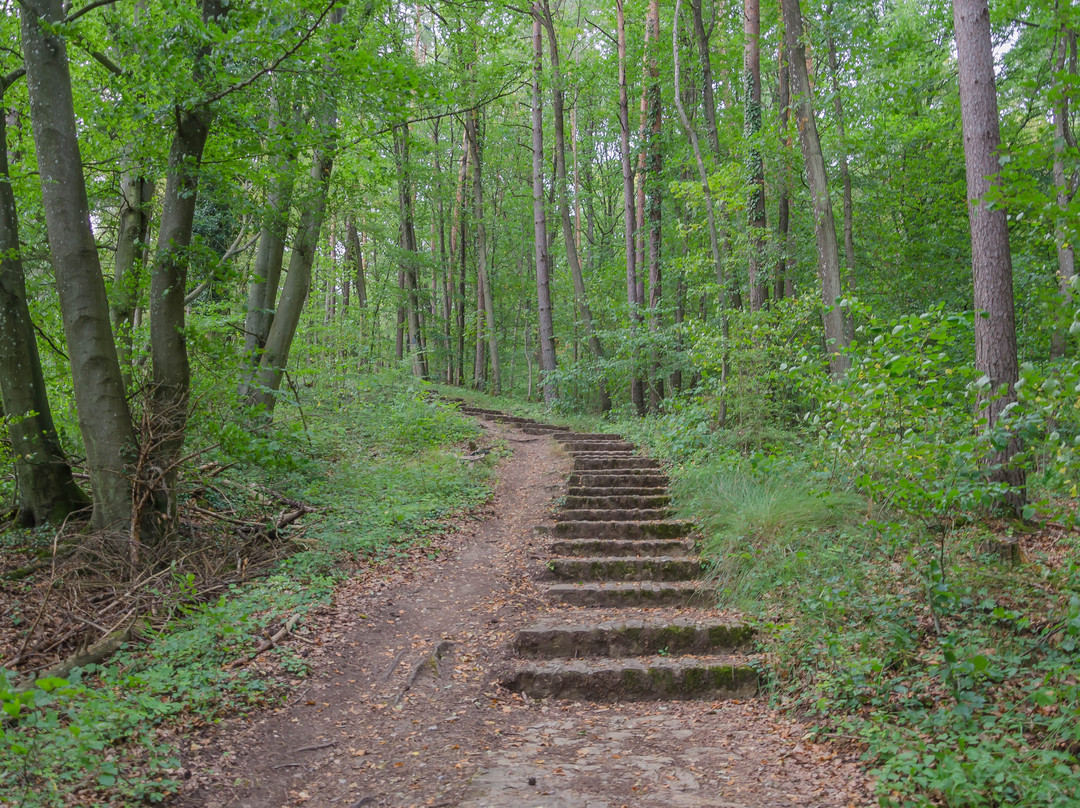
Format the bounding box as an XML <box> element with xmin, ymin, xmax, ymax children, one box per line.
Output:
<box><xmin>513</xmin><ymin>617</ymin><xmax>755</xmax><ymax>658</ymax></box>
<box><xmin>564</xmin><ymin>449</ymin><xmax>638</xmax><ymax>458</ymax></box>
<box><xmin>557</xmin><ymin>433</ymin><xmax>626</xmax><ymax>441</ymax></box>
<box><xmin>547</xmin><ymin>556</ymin><xmax>702</xmax><ymax>582</ymax></box>
<box><xmin>546</xmin><ymin>581</ymin><xmax>712</xmax><ymax>607</ymax></box>
<box><xmin>563</xmin><ymin>494</ymin><xmax>671</xmax><ymax>510</ymax></box>
<box><xmin>558</xmin><ymin>440</ymin><xmax>637</xmax><ymax>452</ymax></box>
<box><xmin>502</xmin><ymin>656</ymin><xmax>758</xmax><ymax>701</ymax></box>
<box><xmin>555</xmin><ymin>508</ymin><xmax>673</xmax><ymax>522</ymax></box>
<box><xmin>568</xmin><ymin>472</ymin><xmax>669</xmax><ymax>488</ymax></box>
<box><xmin>574</xmin><ymin>457</ymin><xmax>662</xmax><ymax>471</ymax></box>
<box><xmin>567</xmin><ymin>485</ymin><xmax>669</xmax><ymax>498</ymax></box>
<box><xmin>520</xmin><ymin>425</ymin><xmax>572</xmax><ymax>436</ymax></box>
<box><xmin>548</xmin><ymin>538</ymin><xmax>696</xmax><ymax>557</ymax></box>
<box><xmin>550</xmin><ymin>520</ymin><xmax>695</xmax><ymax>539</ymax></box>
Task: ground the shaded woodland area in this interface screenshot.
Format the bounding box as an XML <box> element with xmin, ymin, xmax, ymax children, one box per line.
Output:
<box><xmin>1</xmin><ymin>0</ymin><xmax>1079</xmax><ymax>805</ymax></box>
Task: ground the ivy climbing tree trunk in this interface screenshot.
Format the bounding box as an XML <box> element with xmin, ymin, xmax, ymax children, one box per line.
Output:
<box><xmin>745</xmin><ymin>0</ymin><xmax>767</xmax><ymax>311</ymax></box>
<box><xmin>781</xmin><ymin>0</ymin><xmax>850</xmax><ymax>377</ymax></box>
<box><xmin>531</xmin><ymin>8</ymin><xmax>557</xmax><ymax>403</ymax></box>
<box><xmin>21</xmin><ymin>0</ymin><xmax>137</xmax><ymax>538</ymax></box>
<box><xmin>0</xmin><ymin>71</ymin><xmax>89</xmax><ymax>526</ymax></box>
<box><xmin>952</xmin><ymin>0</ymin><xmax>1025</xmax><ymax>510</ymax></box>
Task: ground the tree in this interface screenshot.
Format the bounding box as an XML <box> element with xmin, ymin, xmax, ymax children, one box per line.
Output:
<box><xmin>952</xmin><ymin>0</ymin><xmax>1025</xmax><ymax>509</ymax></box>
<box><xmin>531</xmin><ymin>7</ymin><xmax>557</xmax><ymax>403</ymax></box>
<box><xmin>744</xmin><ymin>0</ymin><xmax>767</xmax><ymax>311</ymax></box>
<box><xmin>21</xmin><ymin>0</ymin><xmax>138</xmax><ymax>538</ymax></box>
<box><xmin>781</xmin><ymin>0</ymin><xmax>850</xmax><ymax>377</ymax></box>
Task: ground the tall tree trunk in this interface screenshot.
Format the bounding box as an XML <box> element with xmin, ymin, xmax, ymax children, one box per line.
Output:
<box><xmin>953</xmin><ymin>0</ymin><xmax>1025</xmax><ymax>510</ymax></box>
<box><xmin>674</xmin><ymin>0</ymin><xmax>730</xmax><ymax>423</ymax></box>
<box><xmin>1051</xmin><ymin>24</ymin><xmax>1077</xmax><ymax>360</ymax></box>
<box><xmin>241</xmin><ymin>96</ymin><xmax>298</xmax><ymax>379</ymax></box>
<box><xmin>690</xmin><ymin>0</ymin><xmax>721</xmax><ymax>158</ymax></box>
<box><xmin>643</xmin><ymin>0</ymin><xmax>664</xmax><ymax>410</ymax></box>
<box><xmin>0</xmin><ymin>75</ymin><xmax>88</xmax><ymax>526</ymax></box>
<box><xmin>617</xmin><ymin>0</ymin><xmax>646</xmax><ymax>415</ymax></box>
<box><xmin>112</xmin><ymin>170</ymin><xmax>153</xmax><ymax>389</ymax></box>
<box><xmin>21</xmin><ymin>0</ymin><xmax>136</xmax><ymax>536</ymax></box>
<box><xmin>250</xmin><ymin>102</ymin><xmax>336</xmax><ymax>413</ymax></box>
<box><xmin>540</xmin><ymin>0</ymin><xmax>608</xmax><ymax>411</ymax></box>
<box><xmin>825</xmin><ymin>6</ymin><xmax>855</xmax><ymax>318</ymax></box>
<box><xmin>464</xmin><ymin>109</ymin><xmax>500</xmax><ymax>394</ymax></box>
<box><xmin>775</xmin><ymin>39</ymin><xmax>794</xmax><ymax>301</ymax></box>
<box><xmin>745</xmin><ymin>0</ymin><xmax>768</xmax><ymax>311</ymax></box>
<box><xmin>449</xmin><ymin>128</ymin><xmax>469</xmax><ymax>386</ymax></box>
<box><xmin>394</xmin><ymin>123</ymin><xmax>429</xmax><ymax>379</ymax></box>
<box><xmin>532</xmin><ymin>8</ymin><xmax>557</xmax><ymax>403</ymax></box>
<box><xmin>781</xmin><ymin>0</ymin><xmax>850</xmax><ymax>377</ymax></box>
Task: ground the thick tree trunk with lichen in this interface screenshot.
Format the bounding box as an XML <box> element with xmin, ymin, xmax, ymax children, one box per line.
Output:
<box><xmin>21</xmin><ymin>0</ymin><xmax>136</xmax><ymax>536</ymax></box>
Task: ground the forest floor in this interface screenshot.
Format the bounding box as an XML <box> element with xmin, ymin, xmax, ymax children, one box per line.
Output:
<box><xmin>172</xmin><ymin>419</ymin><xmax>873</xmax><ymax>808</ymax></box>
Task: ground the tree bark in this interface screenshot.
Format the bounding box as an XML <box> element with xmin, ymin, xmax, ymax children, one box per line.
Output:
<box><xmin>21</xmin><ymin>0</ymin><xmax>137</xmax><ymax>535</ymax></box>
<box><xmin>0</xmin><ymin>75</ymin><xmax>89</xmax><ymax>526</ymax></box>
<box><xmin>464</xmin><ymin>108</ymin><xmax>500</xmax><ymax>394</ymax></box>
<box><xmin>745</xmin><ymin>0</ymin><xmax>767</xmax><ymax>311</ymax></box>
<box><xmin>394</xmin><ymin>123</ymin><xmax>429</xmax><ymax>380</ymax></box>
<box><xmin>643</xmin><ymin>0</ymin><xmax>664</xmax><ymax>410</ymax></box>
<box><xmin>776</xmin><ymin>39</ymin><xmax>795</xmax><ymax>300</ymax></box>
<box><xmin>781</xmin><ymin>0</ymin><xmax>850</xmax><ymax>377</ymax></box>
<box><xmin>825</xmin><ymin>6</ymin><xmax>855</xmax><ymax>317</ymax></box>
<box><xmin>617</xmin><ymin>0</ymin><xmax>646</xmax><ymax>416</ymax></box>
<box><xmin>250</xmin><ymin>102</ymin><xmax>336</xmax><ymax>413</ymax></box>
<box><xmin>531</xmin><ymin>8</ymin><xmax>557</xmax><ymax>403</ymax></box>
<box><xmin>112</xmin><ymin>169</ymin><xmax>153</xmax><ymax>389</ymax></box>
<box><xmin>1051</xmin><ymin>24</ymin><xmax>1077</xmax><ymax>360</ymax></box>
<box><xmin>540</xmin><ymin>0</ymin><xmax>608</xmax><ymax>411</ymax></box>
<box><xmin>952</xmin><ymin>0</ymin><xmax>1025</xmax><ymax>509</ymax></box>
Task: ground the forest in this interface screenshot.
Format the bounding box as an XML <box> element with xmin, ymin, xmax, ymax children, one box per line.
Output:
<box><xmin>0</xmin><ymin>0</ymin><xmax>1078</xmax><ymax>805</ymax></box>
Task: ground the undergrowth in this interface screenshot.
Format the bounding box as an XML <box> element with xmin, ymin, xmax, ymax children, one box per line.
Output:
<box><xmin>0</xmin><ymin>370</ymin><xmax>493</xmax><ymax>807</ymax></box>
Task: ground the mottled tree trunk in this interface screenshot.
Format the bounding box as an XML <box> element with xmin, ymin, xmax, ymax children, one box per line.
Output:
<box><xmin>0</xmin><ymin>77</ymin><xmax>88</xmax><ymax>525</ymax></box>
<box><xmin>781</xmin><ymin>0</ymin><xmax>850</xmax><ymax>377</ymax></box>
<box><xmin>953</xmin><ymin>0</ymin><xmax>1025</xmax><ymax>510</ymax></box>
<box><xmin>21</xmin><ymin>0</ymin><xmax>136</xmax><ymax>536</ymax></box>
<box><xmin>745</xmin><ymin>0</ymin><xmax>767</xmax><ymax>311</ymax></box>
<box><xmin>532</xmin><ymin>9</ymin><xmax>557</xmax><ymax>403</ymax></box>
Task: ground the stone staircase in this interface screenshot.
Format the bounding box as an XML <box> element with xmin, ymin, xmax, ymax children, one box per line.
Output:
<box><xmin>450</xmin><ymin>400</ymin><xmax>759</xmax><ymax>702</ymax></box>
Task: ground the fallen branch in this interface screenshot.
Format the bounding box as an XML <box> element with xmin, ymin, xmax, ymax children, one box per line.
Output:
<box><xmin>232</xmin><ymin>612</ymin><xmax>302</xmax><ymax>667</ymax></box>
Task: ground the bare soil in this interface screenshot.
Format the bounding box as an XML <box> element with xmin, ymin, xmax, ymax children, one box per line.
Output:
<box><xmin>173</xmin><ymin>422</ymin><xmax>873</xmax><ymax>808</ymax></box>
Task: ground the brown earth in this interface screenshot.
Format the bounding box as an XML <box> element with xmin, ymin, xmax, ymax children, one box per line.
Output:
<box><xmin>172</xmin><ymin>421</ymin><xmax>873</xmax><ymax>808</ymax></box>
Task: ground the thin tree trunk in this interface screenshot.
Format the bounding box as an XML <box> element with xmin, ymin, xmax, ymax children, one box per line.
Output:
<box><xmin>776</xmin><ymin>39</ymin><xmax>794</xmax><ymax>301</ymax></box>
<box><xmin>540</xmin><ymin>0</ymin><xmax>608</xmax><ymax>411</ymax></box>
<box><xmin>745</xmin><ymin>0</ymin><xmax>768</xmax><ymax>311</ymax></box>
<box><xmin>449</xmin><ymin>128</ymin><xmax>469</xmax><ymax>386</ymax></box>
<box><xmin>674</xmin><ymin>0</ymin><xmax>730</xmax><ymax>423</ymax></box>
<box><xmin>112</xmin><ymin>170</ymin><xmax>152</xmax><ymax>389</ymax></box>
<box><xmin>825</xmin><ymin>7</ymin><xmax>855</xmax><ymax>319</ymax></box>
<box><xmin>619</xmin><ymin>1</ymin><xmax>645</xmax><ymax>415</ymax></box>
<box><xmin>1051</xmin><ymin>24</ymin><xmax>1077</xmax><ymax>360</ymax></box>
<box><xmin>394</xmin><ymin>123</ymin><xmax>429</xmax><ymax>379</ymax></box>
<box><xmin>644</xmin><ymin>0</ymin><xmax>663</xmax><ymax>410</ymax></box>
<box><xmin>953</xmin><ymin>0</ymin><xmax>1025</xmax><ymax>510</ymax></box>
<box><xmin>0</xmin><ymin>75</ymin><xmax>88</xmax><ymax>525</ymax></box>
<box><xmin>781</xmin><ymin>0</ymin><xmax>850</xmax><ymax>377</ymax></box>
<box><xmin>21</xmin><ymin>0</ymin><xmax>136</xmax><ymax>535</ymax></box>
<box><xmin>465</xmin><ymin>109</ymin><xmax>499</xmax><ymax>394</ymax></box>
<box><xmin>251</xmin><ymin>101</ymin><xmax>336</xmax><ymax>413</ymax></box>
<box><xmin>532</xmin><ymin>8</ymin><xmax>557</xmax><ymax>403</ymax></box>
<box><xmin>690</xmin><ymin>0</ymin><xmax>721</xmax><ymax>158</ymax></box>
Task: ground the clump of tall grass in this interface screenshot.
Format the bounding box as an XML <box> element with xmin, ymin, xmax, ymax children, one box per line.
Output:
<box><xmin>675</xmin><ymin>460</ymin><xmax>867</xmax><ymax>608</ymax></box>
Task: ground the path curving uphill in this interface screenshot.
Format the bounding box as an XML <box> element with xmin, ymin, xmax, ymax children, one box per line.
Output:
<box><xmin>454</xmin><ymin>404</ymin><xmax>759</xmax><ymax>702</ymax></box>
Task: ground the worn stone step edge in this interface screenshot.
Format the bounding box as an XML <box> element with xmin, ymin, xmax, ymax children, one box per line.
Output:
<box><xmin>546</xmin><ymin>581</ymin><xmax>713</xmax><ymax>607</ymax></box>
<box><xmin>567</xmin><ymin>486</ymin><xmax>670</xmax><ymax>498</ymax></box>
<box><xmin>555</xmin><ymin>508</ymin><xmax>673</xmax><ymax>523</ymax></box>
<box><xmin>568</xmin><ymin>473</ymin><xmax>670</xmax><ymax>487</ymax></box>
<box><xmin>501</xmin><ymin>656</ymin><xmax>759</xmax><ymax>701</ymax></box>
<box><xmin>513</xmin><ymin>619</ymin><xmax>755</xmax><ymax>658</ymax></box>
<box><xmin>547</xmin><ymin>556</ymin><xmax>703</xmax><ymax>582</ymax></box>
<box><xmin>563</xmin><ymin>494</ymin><xmax>672</xmax><ymax>509</ymax></box>
<box><xmin>548</xmin><ymin>538</ymin><xmax>696</xmax><ymax>557</ymax></box>
<box><xmin>549</xmin><ymin>520</ymin><xmax>695</xmax><ymax>539</ymax></box>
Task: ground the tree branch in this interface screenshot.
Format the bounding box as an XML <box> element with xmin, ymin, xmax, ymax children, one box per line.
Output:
<box><xmin>64</xmin><ymin>0</ymin><xmax>122</xmax><ymax>23</ymax></box>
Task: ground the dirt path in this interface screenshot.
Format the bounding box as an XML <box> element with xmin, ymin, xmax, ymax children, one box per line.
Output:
<box><xmin>175</xmin><ymin>422</ymin><xmax>872</xmax><ymax>808</ymax></box>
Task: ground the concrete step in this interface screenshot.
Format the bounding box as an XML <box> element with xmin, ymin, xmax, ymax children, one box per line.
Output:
<box><xmin>502</xmin><ymin>656</ymin><xmax>758</xmax><ymax>701</ymax></box>
<box><xmin>547</xmin><ymin>556</ymin><xmax>703</xmax><ymax>582</ymax></box>
<box><xmin>550</xmin><ymin>520</ymin><xmax>695</xmax><ymax>539</ymax></box>
<box><xmin>564</xmin><ymin>449</ymin><xmax>639</xmax><ymax>459</ymax></box>
<box><xmin>555</xmin><ymin>507</ymin><xmax>673</xmax><ymax>523</ymax></box>
<box><xmin>513</xmin><ymin>617</ymin><xmax>755</xmax><ymax>658</ymax></box>
<box><xmin>568</xmin><ymin>472</ymin><xmax>669</xmax><ymax>488</ymax></box>
<box><xmin>558</xmin><ymin>440</ymin><xmax>637</xmax><ymax>452</ymax></box>
<box><xmin>556</xmin><ymin>433</ymin><xmax>626</xmax><ymax>441</ymax></box>
<box><xmin>546</xmin><ymin>581</ymin><xmax>712</xmax><ymax>607</ymax></box>
<box><xmin>520</xmin><ymin>425</ymin><xmax>572</xmax><ymax>436</ymax></box>
<box><xmin>548</xmin><ymin>538</ymin><xmax>696</xmax><ymax>557</ymax></box>
<box><xmin>574</xmin><ymin>457</ymin><xmax>662</xmax><ymax>471</ymax></box>
<box><xmin>563</xmin><ymin>494</ymin><xmax>671</xmax><ymax>510</ymax></box>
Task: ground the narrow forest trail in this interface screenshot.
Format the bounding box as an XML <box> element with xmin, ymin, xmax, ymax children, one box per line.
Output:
<box><xmin>174</xmin><ymin>411</ymin><xmax>871</xmax><ymax>808</ymax></box>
